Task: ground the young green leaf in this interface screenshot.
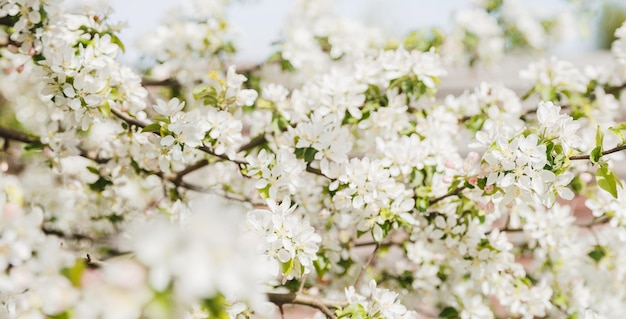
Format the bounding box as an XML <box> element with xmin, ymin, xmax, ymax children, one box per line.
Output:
<box><xmin>141</xmin><ymin>122</ymin><xmax>161</xmax><ymax>133</ymax></box>
<box><xmin>596</xmin><ymin>165</ymin><xmax>620</xmax><ymax>198</ymax></box>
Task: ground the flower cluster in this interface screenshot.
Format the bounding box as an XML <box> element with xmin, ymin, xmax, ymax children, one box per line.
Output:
<box><xmin>278</xmin><ymin>0</ymin><xmax>384</xmax><ymax>81</ymax></box>
<box><xmin>34</xmin><ymin>10</ymin><xmax>147</xmax><ymax>144</ymax></box>
<box><xmin>479</xmin><ymin>101</ymin><xmax>580</xmax><ymax>209</ymax></box>
<box><xmin>245</xmin><ymin>149</ymin><xmax>306</xmax><ymax>200</ymax></box>
<box><xmin>613</xmin><ymin>22</ymin><xmax>626</xmax><ymax>66</ymax></box>
<box><xmin>0</xmin><ymin>0</ymin><xmax>48</xmax><ymax>53</ymax></box>
<box><xmin>0</xmin><ymin>173</ymin><xmax>80</xmax><ymax>318</ymax></box>
<box><xmin>127</xmin><ymin>206</ymin><xmax>271</xmax><ymax>309</ymax></box>
<box><xmin>327</xmin><ymin>157</ymin><xmax>416</xmax><ymax>241</ymax></box>
<box><xmin>2</xmin><ymin>1</ymin><xmax>626</xmax><ymax>318</ymax></box>
<box><xmin>519</xmin><ymin>57</ymin><xmax>588</xmax><ymax>100</ymax></box>
<box><xmin>340</xmin><ymin>280</ymin><xmax>417</xmax><ymax>319</ymax></box>
<box><xmin>138</xmin><ymin>0</ymin><xmax>235</xmax><ymax>88</ymax></box>
<box><xmin>246</xmin><ymin>198</ymin><xmax>321</xmax><ymax>280</ymax></box>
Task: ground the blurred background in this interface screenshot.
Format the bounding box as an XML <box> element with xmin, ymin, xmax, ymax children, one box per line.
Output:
<box><xmin>100</xmin><ymin>0</ymin><xmax>625</xmax><ymax>64</ymax></box>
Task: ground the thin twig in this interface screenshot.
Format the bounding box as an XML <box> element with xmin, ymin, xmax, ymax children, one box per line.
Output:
<box><xmin>110</xmin><ymin>107</ymin><xmax>147</xmax><ymax>129</ymax></box>
<box><xmin>429</xmin><ymin>186</ymin><xmax>466</xmax><ymax>205</ymax></box>
<box><xmin>569</xmin><ymin>144</ymin><xmax>626</xmax><ymax>161</ymax></box>
<box><xmin>0</xmin><ymin>125</ymin><xmax>108</xmax><ymax>163</ymax></box>
<box><xmin>0</xmin><ymin>125</ymin><xmax>39</xmax><ymax>144</ymax></box>
<box><xmin>238</xmin><ymin>133</ymin><xmax>268</xmax><ymax>152</ymax></box>
<box><xmin>298</xmin><ymin>274</ymin><xmax>307</xmax><ymax>293</ymax></box>
<box><xmin>267</xmin><ymin>292</ymin><xmax>345</xmax><ymax>319</ymax></box>
<box><xmin>353</xmin><ymin>244</ymin><xmax>379</xmax><ymax>289</ymax></box>
<box><xmin>174</xmin><ymin>159</ymin><xmax>209</xmax><ymax>183</ymax></box>
<box><xmin>141</xmin><ymin>78</ymin><xmax>181</xmax><ymax>90</ymax></box>
<box><xmin>0</xmin><ymin>125</ymin><xmax>217</xmax><ymax>195</ymax></box>
<box><xmin>42</xmin><ymin>227</ymin><xmax>94</xmax><ymax>242</ymax></box>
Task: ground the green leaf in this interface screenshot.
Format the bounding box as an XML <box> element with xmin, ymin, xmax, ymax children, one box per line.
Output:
<box><xmin>61</xmin><ymin>258</ymin><xmax>87</xmax><ymax>287</ymax></box>
<box><xmin>587</xmin><ymin>245</ymin><xmax>607</xmax><ymax>263</ymax></box>
<box><xmin>465</xmin><ymin>115</ymin><xmax>485</xmax><ymax>133</ymax></box>
<box><xmin>437</xmin><ymin>266</ymin><xmax>449</xmax><ymax>282</ymax></box>
<box><xmin>203</xmin><ymin>295</ymin><xmax>230</xmax><ymax>319</ymax></box>
<box><xmin>192</xmin><ymin>85</ymin><xmax>219</xmax><ymax>106</ymax></box>
<box><xmin>595</xmin><ymin>125</ymin><xmax>604</xmax><ymax>148</ymax></box>
<box><xmin>109</xmin><ymin>33</ymin><xmax>126</xmax><ymax>52</ymax></box>
<box><xmin>258</xmin><ymin>183</ymin><xmax>271</xmax><ymax>199</ymax></box>
<box><xmin>313</xmin><ymin>253</ymin><xmax>329</xmax><ymax>278</ymax></box>
<box><xmin>99</xmin><ymin>99</ymin><xmax>111</xmax><ymax>117</ymax></box>
<box><xmin>608</xmin><ymin>123</ymin><xmax>626</xmax><ymax>144</ymax></box>
<box><xmin>590</xmin><ymin>146</ymin><xmax>603</xmax><ymax>165</ymax></box>
<box><xmin>294</xmin><ymin>147</ymin><xmax>318</xmax><ymax>163</ymax></box>
<box><xmin>568</xmin><ymin>312</ymin><xmax>580</xmax><ymax>319</ymax></box>
<box><xmin>168</xmin><ymin>187</ymin><xmax>180</xmax><ymax>201</ymax></box>
<box><xmin>336</xmin><ymin>303</ymin><xmax>366</xmax><ymax>318</ymax></box>
<box><xmin>141</xmin><ymin>122</ymin><xmax>161</xmax><ymax>133</ymax></box>
<box><xmin>86</xmin><ymin>166</ymin><xmax>99</xmax><ymax>175</ymax></box>
<box><xmin>520</xmin><ymin>87</ymin><xmax>535</xmax><ymax>100</ymax></box>
<box><xmin>48</xmin><ymin>311</ymin><xmax>71</xmax><ymax>319</ymax></box>
<box><xmin>596</xmin><ymin>165</ymin><xmax>620</xmax><ymax>198</ymax></box>
<box><xmin>130</xmin><ymin>158</ymin><xmax>141</xmax><ymax>174</ymax></box>
<box><xmin>570</xmin><ymin>174</ymin><xmax>585</xmax><ymax>194</ymax></box>
<box><xmin>220</xmin><ymin>41</ymin><xmax>236</xmax><ymax>54</ymax></box>
<box><xmin>416</xmin><ymin>197</ymin><xmax>428</xmax><ymax>212</ymax></box>
<box><xmin>88</xmin><ymin>176</ymin><xmax>113</xmax><ymax>192</ymax></box>
<box><xmin>24</xmin><ymin>141</ymin><xmax>44</xmax><ymax>151</ymax></box>
<box><xmin>439</xmin><ymin>306</ymin><xmax>459</xmax><ymax>319</ymax></box>
<box><xmin>281</xmin><ymin>259</ymin><xmax>294</xmax><ymax>276</ymax></box>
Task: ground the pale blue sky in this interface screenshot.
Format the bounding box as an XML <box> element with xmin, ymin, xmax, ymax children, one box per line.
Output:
<box><xmin>106</xmin><ymin>0</ymin><xmax>592</xmax><ymax>63</ymax></box>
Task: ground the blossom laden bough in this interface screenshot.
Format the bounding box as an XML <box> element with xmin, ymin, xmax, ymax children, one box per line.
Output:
<box><xmin>1</xmin><ymin>1</ymin><xmax>626</xmax><ymax>319</ymax></box>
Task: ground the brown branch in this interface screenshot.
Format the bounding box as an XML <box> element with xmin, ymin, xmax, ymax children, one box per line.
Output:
<box><xmin>110</xmin><ymin>107</ymin><xmax>147</xmax><ymax>129</ymax></box>
<box><xmin>141</xmin><ymin>78</ymin><xmax>181</xmax><ymax>90</ymax></box>
<box><xmin>569</xmin><ymin>144</ymin><xmax>626</xmax><ymax>161</ymax></box>
<box><xmin>42</xmin><ymin>227</ymin><xmax>95</xmax><ymax>242</ymax></box>
<box><xmin>174</xmin><ymin>159</ymin><xmax>209</xmax><ymax>183</ymax></box>
<box><xmin>429</xmin><ymin>186</ymin><xmax>466</xmax><ymax>205</ymax></box>
<box><xmin>267</xmin><ymin>292</ymin><xmax>346</xmax><ymax>319</ymax></box>
<box><xmin>238</xmin><ymin>133</ymin><xmax>267</xmax><ymax>152</ymax></box>
<box><xmin>0</xmin><ymin>125</ymin><xmax>217</xmax><ymax>196</ymax></box>
<box><xmin>605</xmin><ymin>82</ymin><xmax>626</xmax><ymax>96</ymax></box>
<box><xmin>578</xmin><ymin>216</ymin><xmax>611</xmax><ymax>228</ymax></box>
<box><xmin>353</xmin><ymin>244</ymin><xmax>379</xmax><ymax>289</ymax></box>
<box><xmin>0</xmin><ymin>125</ymin><xmax>39</xmax><ymax>144</ymax></box>
<box><xmin>0</xmin><ymin>125</ymin><xmax>109</xmax><ymax>163</ymax></box>
<box><xmin>111</xmin><ymin>106</ymin><xmax>248</xmax><ymax>165</ymax></box>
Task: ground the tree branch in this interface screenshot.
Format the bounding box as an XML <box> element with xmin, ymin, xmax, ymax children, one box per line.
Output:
<box><xmin>42</xmin><ymin>226</ymin><xmax>95</xmax><ymax>242</ymax></box>
<box><xmin>110</xmin><ymin>107</ymin><xmax>147</xmax><ymax>129</ymax></box>
<box><xmin>111</xmin><ymin>106</ymin><xmax>248</xmax><ymax>164</ymax></box>
<box><xmin>0</xmin><ymin>125</ymin><xmax>39</xmax><ymax>144</ymax></box>
<box><xmin>174</xmin><ymin>159</ymin><xmax>209</xmax><ymax>183</ymax></box>
<box><xmin>569</xmin><ymin>144</ymin><xmax>626</xmax><ymax>161</ymax></box>
<box><xmin>141</xmin><ymin>78</ymin><xmax>181</xmax><ymax>90</ymax></box>
<box><xmin>267</xmin><ymin>292</ymin><xmax>346</xmax><ymax>319</ymax></box>
<box><xmin>0</xmin><ymin>124</ymin><xmax>219</xmax><ymax>195</ymax></box>
<box><xmin>354</xmin><ymin>244</ymin><xmax>379</xmax><ymax>289</ymax></box>
<box><xmin>429</xmin><ymin>186</ymin><xmax>466</xmax><ymax>205</ymax></box>
<box><xmin>238</xmin><ymin>133</ymin><xmax>267</xmax><ymax>153</ymax></box>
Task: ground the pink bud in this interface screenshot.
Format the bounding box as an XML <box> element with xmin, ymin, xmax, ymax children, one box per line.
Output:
<box><xmin>3</xmin><ymin>203</ymin><xmax>23</xmax><ymax>218</ymax></box>
<box><xmin>484</xmin><ymin>201</ymin><xmax>495</xmax><ymax>213</ymax></box>
<box><xmin>468</xmin><ymin>176</ymin><xmax>478</xmax><ymax>186</ymax></box>
<box><xmin>43</xmin><ymin>147</ymin><xmax>55</xmax><ymax>158</ymax></box>
<box><xmin>467</xmin><ymin>152</ymin><xmax>480</xmax><ymax>163</ymax></box>
<box><xmin>445</xmin><ymin>160</ymin><xmax>456</xmax><ymax>169</ymax></box>
<box><xmin>484</xmin><ymin>185</ymin><xmax>494</xmax><ymax>193</ymax></box>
